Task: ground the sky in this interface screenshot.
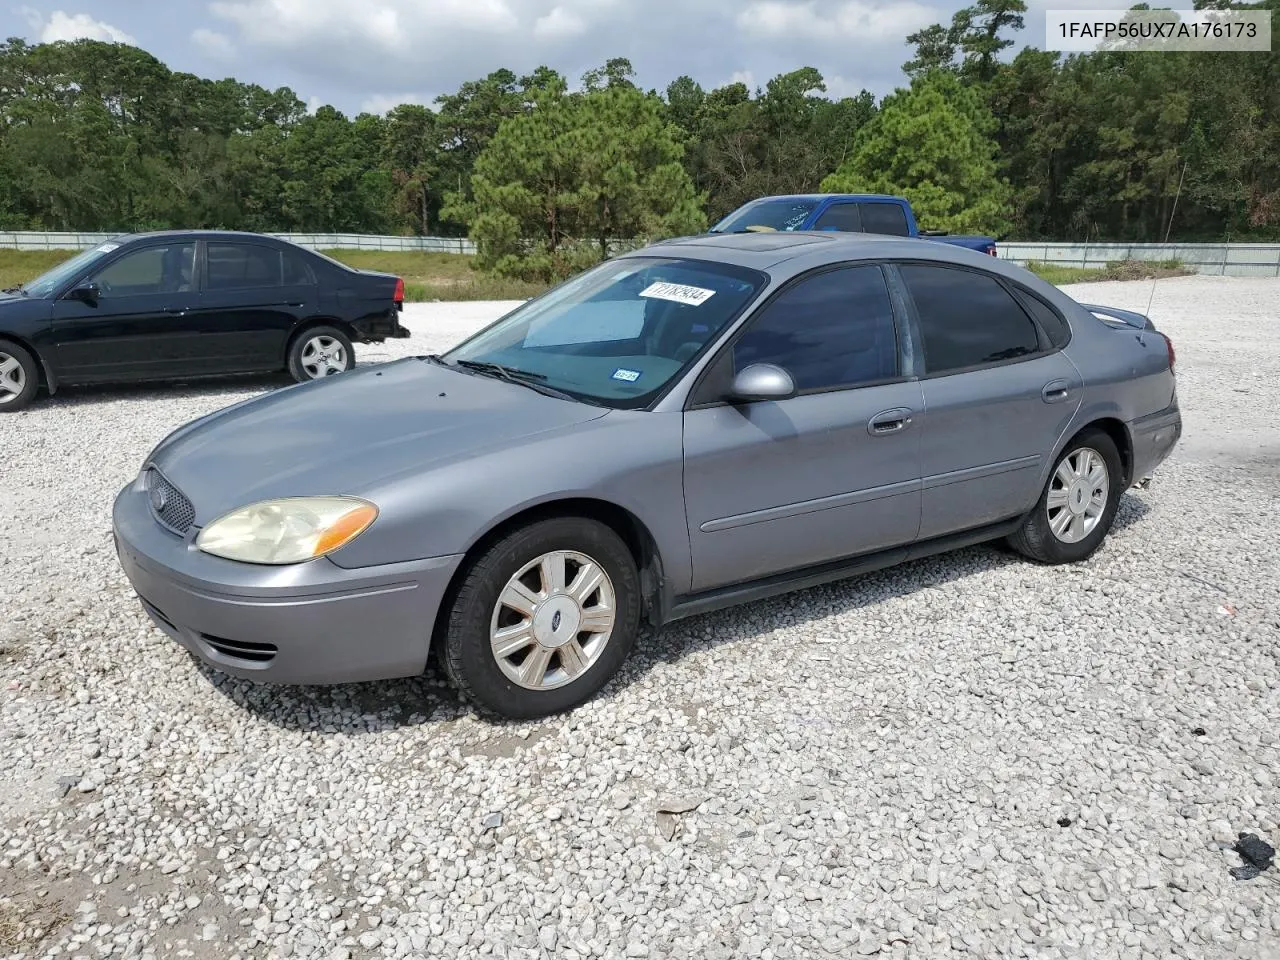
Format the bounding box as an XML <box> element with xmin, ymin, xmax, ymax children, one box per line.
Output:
<box><xmin>6</xmin><ymin>0</ymin><xmax>1194</xmax><ymax>114</ymax></box>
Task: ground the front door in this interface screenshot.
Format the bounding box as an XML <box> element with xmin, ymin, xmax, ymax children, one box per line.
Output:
<box><xmin>682</xmin><ymin>265</ymin><xmax>924</xmax><ymax>593</ymax></box>
<box><xmin>52</xmin><ymin>241</ymin><xmax>199</xmax><ymax>383</ymax></box>
<box><xmin>895</xmin><ymin>263</ymin><xmax>1084</xmax><ymax>540</ymax></box>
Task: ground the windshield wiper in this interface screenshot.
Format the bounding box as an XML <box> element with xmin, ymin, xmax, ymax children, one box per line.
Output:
<box><xmin>2</xmin><ymin>286</ymin><xmax>24</xmax><ymax>295</ymax></box>
<box><xmin>452</xmin><ymin>358</ymin><xmax>596</xmax><ymax>405</ymax></box>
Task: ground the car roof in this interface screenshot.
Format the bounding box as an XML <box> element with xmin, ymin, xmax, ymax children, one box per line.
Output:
<box><xmin>736</xmin><ymin>193</ymin><xmax>904</xmax><ymax>204</ymax></box>
<box><xmin>110</xmin><ymin>230</ymin><xmax>295</xmax><ymax>245</ymax></box>
<box><xmin>621</xmin><ymin>230</ymin><xmax>933</xmax><ymax>271</ymax></box>
<box><xmin>623</xmin><ymin>230</ymin><xmax>1041</xmax><ymax>286</ymax></box>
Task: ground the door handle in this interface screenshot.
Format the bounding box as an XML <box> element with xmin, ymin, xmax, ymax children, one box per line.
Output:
<box><xmin>1042</xmin><ymin>380</ymin><xmax>1070</xmax><ymax>403</ymax></box>
<box><xmin>164</xmin><ymin>307</ymin><xmax>188</xmax><ymax>316</ymax></box>
<box><xmin>868</xmin><ymin>408</ymin><xmax>913</xmax><ymax>436</ymax></box>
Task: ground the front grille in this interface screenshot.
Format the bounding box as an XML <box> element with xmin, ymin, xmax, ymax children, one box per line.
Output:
<box><xmin>146</xmin><ymin>468</ymin><xmax>196</xmax><ymax>535</ymax></box>
<box><xmin>201</xmin><ymin>635</ymin><xmax>278</xmax><ymax>664</ymax></box>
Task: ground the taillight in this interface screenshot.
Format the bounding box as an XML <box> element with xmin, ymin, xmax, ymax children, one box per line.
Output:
<box><xmin>987</xmin><ymin>246</ymin><xmax>998</xmax><ymax>257</ymax></box>
<box><xmin>1161</xmin><ymin>332</ymin><xmax>1176</xmax><ymax>370</ymax></box>
<box><xmin>393</xmin><ymin>277</ymin><xmax>404</xmax><ymax>304</ymax></box>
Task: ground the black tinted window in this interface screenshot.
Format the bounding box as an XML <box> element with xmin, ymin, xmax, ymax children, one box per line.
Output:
<box><xmin>859</xmin><ymin>203</ymin><xmax>910</xmax><ymax>237</ymax></box>
<box><xmin>207</xmin><ymin>243</ymin><xmax>282</xmax><ymax>290</ymax></box>
<box><xmin>1014</xmin><ymin>289</ymin><xmax>1070</xmax><ymax>348</ymax></box>
<box><xmin>814</xmin><ymin>203</ymin><xmax>863</xmax><ymax>232</ymax></box>
<box><xmin>734</xmin><ymin>266</ymin><xmax>898</xmax><ymax>391</ymax></box>
<box><xmin>282</xmin><ymin>249</ymin><xmax>315</xmax><ymax>285</ymax></box>
<box><xmin>901</xmin><ymin>265</ymin><xmax>1042</xmax><ymax>374</ymax></box>
<box><xmin>92</xmin><ymin>243</ymin><xmax>195</xmax><ymax>296</ymax></box>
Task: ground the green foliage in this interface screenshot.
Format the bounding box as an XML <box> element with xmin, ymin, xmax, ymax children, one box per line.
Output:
<box><xmin>3</xmin><ymin>4</ymin><xmax>1278</xmax><ymax>248</ymax></box>
<box><xmin>822</xmin><ymin>72</ymin><xmax>1013</xmax><ymax>236</ymax></box>
<box><xmin>449</xmin><ymin>74</ymin><xmax>705</xmax><ymax>281</ymax></box>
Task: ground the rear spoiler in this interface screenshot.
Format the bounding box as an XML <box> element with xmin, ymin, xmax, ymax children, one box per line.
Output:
<box><xmin>1078</xmin><ymin>303</ymin><xmax>1153</xmax><ymax>331</ymax></box>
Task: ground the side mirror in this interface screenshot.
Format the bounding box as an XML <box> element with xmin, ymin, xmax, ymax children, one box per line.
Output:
<box><xmin>67</xmin><ymin>282</ymin><xmax>100</xmax><ymax>304</ymax></box>
<box><xmin>726</xmin><ymin>363</ymin><xmax>796</xmax><ymax>403</ymax></box>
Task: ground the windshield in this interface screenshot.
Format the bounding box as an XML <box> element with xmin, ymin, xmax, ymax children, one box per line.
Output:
<box><xmin>444</xmin><ymin>257</ymin><xmax>767</xmax><ymax>408</ymax></box>
<box><xmin>711</xmin><ymin>199</ymin><xmax>818</xmax><ymax>234</ymax></box>
<box><xmin>20</xmin><ymin>242</ymin><xmax>121</xmax><ymax>297</ymax></box>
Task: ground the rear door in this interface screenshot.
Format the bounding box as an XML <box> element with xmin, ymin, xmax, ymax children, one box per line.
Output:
<box><xmin>895</xmin><ymin>263</ymin><xmax>1083</xmax><ymax>540</ymax></box>
<box><xmin>51</xmin><ymin>241</ymin><xmax>199</xmax><ymax>383</ymax></box>
<box><xmin>186</xmin><ymin>241</ymin><xmax>318</xmax><ymax>372</ymax></box>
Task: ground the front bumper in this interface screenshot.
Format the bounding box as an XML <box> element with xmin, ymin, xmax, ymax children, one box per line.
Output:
<box><xmin>112</xmin><ymin>480</ymin><xmax>462</xmax><ymax>685</ymax></box>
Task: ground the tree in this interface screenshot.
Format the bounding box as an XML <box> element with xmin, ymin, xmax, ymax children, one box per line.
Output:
<box><xmin>903</xmin><ymin>0</ymin><xmax>1026</xmax><ymax>82</ymax></box>
<box><xmin>822</xmin><ymin>71</ymin><xmax>1013</xmax><ymax>236</ymax></box>
<box><xmin>448</xmin><ymin>75</ymin><xmax>704</xmax><ymax>280</ymax></box>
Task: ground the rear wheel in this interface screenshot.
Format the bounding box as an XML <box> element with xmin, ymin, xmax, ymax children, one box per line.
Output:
<box><xmin>442</xmin><ymin>517</ymin><xmax>641</xmax><ymax>720</ymax></box>
<box><xmin>1008</xmin><ymin>428</ymin><xmax>1123</xmax><ymax>564</ymax></box>
<box><xmin>0</xmin><ymin>339</ymin><xmax>39</xmax><ymax>412</ymax></box>
<box><xmin>287</xmin><ymin>326</ymin><xmax>354</xmax><ymax>382</ymax></box>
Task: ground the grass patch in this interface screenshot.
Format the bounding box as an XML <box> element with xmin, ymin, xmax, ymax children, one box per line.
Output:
<box><xmin>1024</xmin><ymin>258</ymin><xmax>1191</xmax><ymax>285</ymax></box>
<box><xmin>0</xmin><ymin>897</ymin><xmax>70</xmax><ymax>952</ymax></box>
<box><xmin>0</xmin><ymin>250</ymin><xmax>72</xmax><ymax>291</ymax></box>
<box><xmin>0</xmin><ymin>248</ymin><xmax>545</xmax><ymax>302</ymax></box>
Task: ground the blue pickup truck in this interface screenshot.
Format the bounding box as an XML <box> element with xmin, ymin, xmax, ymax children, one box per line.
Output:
<box><xmin>709</xmin><ymin>194</ymin><xmax>999</xmax><ymax>257</ymax></box>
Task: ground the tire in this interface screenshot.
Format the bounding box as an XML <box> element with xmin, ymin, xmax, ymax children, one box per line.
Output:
<box><xmin>286</xmin><ymin>326</ymin><xmax>354</xmax><ymax>383</ymax></box>
<box><xmin>0</xmin><ymin>338</ymin><xmax>40</xmax><ymax>413</ymax></box>
<box><xmin>1008</xmin><ymin>428</ymin><xmax>1124</xmax><ymax>564</ymax></box>
<box><xmin>442</xmin><ymin>517</ymin><xmax>642</xmax><ymax>720</ymax></box>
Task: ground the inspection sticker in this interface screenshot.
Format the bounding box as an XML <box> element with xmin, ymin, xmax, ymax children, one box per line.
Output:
<box><xmin>611</xmin><ymin>368</ymin><xmax>641</xmax><ymax>382</ymax></box>
<box><xmin>639</xmin><ymin>281</ymin><xmax>716</xmax><ymax>307</ymax></box>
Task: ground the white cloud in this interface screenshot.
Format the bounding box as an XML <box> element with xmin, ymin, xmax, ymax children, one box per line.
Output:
<box><xmin>209</xmin><ymin>0</ymin><xmax>520</xmax><ymax>52</ymax></box>
<box><xmin>533</xmin><ymin>6</ymin><xmax>587</xmax><ymax>39</ymax></box>
<box><xmin>737</xmin><ymin>0</ymin><xmax>935</xmax><ymax>43</ymax></box>
<box><xmin>23</xmin><ymin>9</ymin><xmax>136</xmax><ymax>44</ymax></box>
<box><xmin>728</xmin><ymin>70</ymin><xmax>757</xmax><ymax>90</ymax></box>
<box><xmin>191</xmin><ymin>27</ymin><xmax>236</xmax><ymax>59</ymax></box>
<box><xmin>823</xmin><ymin>74</ymin><xmax>870</xmax><ymax>100</ymax></box>
<box><xmin>359</xmin><ymin>92</ymin><xmax>429</xmax><ymax>115</ymax></box>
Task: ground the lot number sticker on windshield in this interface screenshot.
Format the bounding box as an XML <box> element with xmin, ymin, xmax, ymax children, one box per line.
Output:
<box><xmin>639</xmin><ymin>281</ymin><xmax>716</xmax><ymax>307</ymax></box>
<box><xmin>95</xmin><ymin>242</ymin><xmax>120</xmax><ymax>253</ymax></box>
<box><xmin>611</xmin><ymin>368</ymin><xmax>641</xmax><ymax>382</ymax></box>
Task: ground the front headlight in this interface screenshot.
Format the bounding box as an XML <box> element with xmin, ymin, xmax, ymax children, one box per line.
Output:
<box><xmin>195</xmin><ymin>497</ymin><xmax>378</xmax><ymax>565</ymax></box>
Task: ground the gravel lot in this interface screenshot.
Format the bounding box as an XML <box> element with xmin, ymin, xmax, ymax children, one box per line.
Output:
<box><xmin>2</xmin><ymin>277</ymin><xmax>1279</xmax><ymax>960</ymax></box>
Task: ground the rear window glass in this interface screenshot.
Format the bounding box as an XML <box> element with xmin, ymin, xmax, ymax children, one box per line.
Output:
<box><xmin>859</xmin><ymin>203</ymin><xmax>911</xmax><ymax>237</ymax></box>
<box><xmin>1014</xmin><ymin>289</ymin><xmax>1071</xmax><ymax>348</ymax></box>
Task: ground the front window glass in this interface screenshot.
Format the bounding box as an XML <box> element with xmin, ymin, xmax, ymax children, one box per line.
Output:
<box><xmin>445</xmin><ymin>257</ymin><xmax>767</xmax><ymax>408</ymax></box>
<box><xmin>20</xmin><ymin>244</ymin><xmax>115</xmax><ymax>297</ymax></box>
<box><xmin>711</xmin><ymin>200</ymin><xmax>818</xmax><ymax>234</ymax></box>
<box><xmin>92</xmin><ymin>243</ymin><xmax>196</xmax><ymax>296</ymax></box>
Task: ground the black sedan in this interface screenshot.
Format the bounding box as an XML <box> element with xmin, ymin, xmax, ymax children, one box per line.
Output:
<box><xmin>0</xmin><ymin>231</ymin><xmax>410</xmax><ymax>412</ymax></box>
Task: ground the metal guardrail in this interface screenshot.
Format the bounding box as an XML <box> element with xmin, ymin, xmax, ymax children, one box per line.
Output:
<box><xmin>0</xmin><ymin>231</ymin><xmax>477</xmax><ymax>255</ymax></box>
<box><xmin>999</xmin><ymin>242</ymin><xmax>1280</xmax><ymax>278</ymax></box>
<box><xmin>3</xmin><ymin>232</ymin><xmax>1279</xmax><ymax>277</ymax></box>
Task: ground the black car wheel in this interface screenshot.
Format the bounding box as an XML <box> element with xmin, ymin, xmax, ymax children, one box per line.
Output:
<box><xmin>0</xmin><ymin>338</ymin><xmax>39</xmax><ymax>412</ymax></box>
<box><xmin>442</xmin><ymin>517</ymin><xmax>642</xmax><ymax>720</ymax></box>
<box><xmin>1008</xmin><ymin>428</ymin><xmax>1124</xmax><ymax>564</ymax></box>
<box><xmin>287</xmin><ymin>326</ymin><xmax>355</xmax><ymax>382</ymax></box>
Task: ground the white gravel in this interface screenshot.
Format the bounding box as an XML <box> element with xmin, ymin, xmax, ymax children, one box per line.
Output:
<box><xmin>2</xmin><ymin>277</ymin><xmax>1279</xmax><ymax>960</ymax></box>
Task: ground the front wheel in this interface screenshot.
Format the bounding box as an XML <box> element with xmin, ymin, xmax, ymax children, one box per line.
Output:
<box><xmin>442</xmin><ymin>518</ymin><xmax>641</xmax><ymax>719</ymax></box>
<box><xmin>1008</xmin><ymin>428</ymin><xmax>1124</xmax><ymax>564</ymax></box>
<box><xmin>0</xmin><ymin>339</ymin><xmax>39</xmax><ymax>412</ymax></box>
<box><xmin>287</xmin><ymin>326</ymin><xmax>354</xmax><ymax>383</ymax></box>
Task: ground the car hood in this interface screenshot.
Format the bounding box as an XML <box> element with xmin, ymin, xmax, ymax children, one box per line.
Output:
<box><xmin>149</xmin><ymin>358</ymin><xmax>610</xmax><ymax>524</ymax></box>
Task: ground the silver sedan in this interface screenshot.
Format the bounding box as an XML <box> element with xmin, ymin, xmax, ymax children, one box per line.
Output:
<box><xmin>113</xmin><ymin>232</ymin><xmax>1181</xmax><ymax>719</ymax></box>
